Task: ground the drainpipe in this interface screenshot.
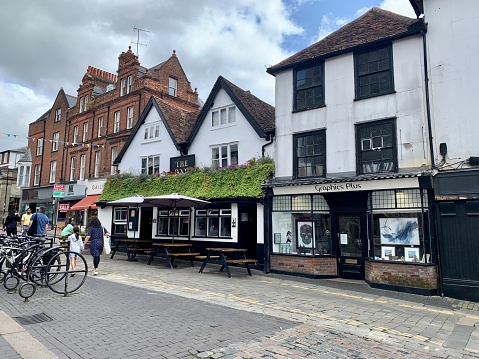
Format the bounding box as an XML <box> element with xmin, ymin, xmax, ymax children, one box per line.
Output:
<box><xmin>422</xmin><ymin>23</ymin><xmax>435</xmax><ymax>169</ymax></box>
<box><xmin>261</xmin><ymin>133</ymin><xmax>274</xmax><ymax>158</ymax></box>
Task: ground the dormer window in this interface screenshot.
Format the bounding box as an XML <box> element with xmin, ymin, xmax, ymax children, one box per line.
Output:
<box><xmin>79</xmin><ymin>95</ymin><xmax>89</xmax><ymax>113</ymax></box>
<box><xmin>168</xmin><ymin>77</ymin><xmax>177</xmax><ymax>96</ymax></box>
<box><xmin>121</xmin><ymin>75</ymin><xmax>132</xmax><ymax>96</ymax></box>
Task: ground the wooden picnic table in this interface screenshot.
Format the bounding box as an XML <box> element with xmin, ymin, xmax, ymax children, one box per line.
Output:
<box><xmin>198</xmin><ymin>247</ymin><xmax>257</xmax><ymax>278</ymax></box>
<box><xmin>147</xmin><ymin>242</ymin><xmax>200</xmax><ymax>268</ymax></box>
<box><xmin>110</xmin><ymin>239</ymin><xmax>152</xmax><ymax>261</ymax></box>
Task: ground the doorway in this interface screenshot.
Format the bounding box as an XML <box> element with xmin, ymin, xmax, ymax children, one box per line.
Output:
<box><xmin>337</xmin><ymin>213</ymin><xmax>366</xmax><ymax>279</ymax></box>
<box><xmin>139</xmin><ymin>207</ymin><xmax>153</xmax><ymax>238</ymax></box>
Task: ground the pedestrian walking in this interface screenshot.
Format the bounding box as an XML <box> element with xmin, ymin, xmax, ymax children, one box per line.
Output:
<box><xmin>83</xmin><ymin>217</ymin><xmax>109</xmax><ymax>276</ymax></box>
<box><xmin>21</xmin><ymin>208</ymin><xmax>32</xmax><ymax>235</ymax></box>
<box><xmin>68</xmin><ymin>226</ymin><xmax>84</xmax><ymax>276</ymax></box>
<box><xmin>28</xmin><ymin>206</ymin><xmax>49</xmax><ymax>235</ymax></box>
<box><xmin>3</xmin><ymin>210</ymin><xmax>21</xmax><ymax>236</ymax></box>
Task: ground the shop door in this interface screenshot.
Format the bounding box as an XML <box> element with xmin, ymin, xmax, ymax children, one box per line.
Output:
<box><xmin>337</xmin><ymin>214</ymin><xmax>365</xmax><ymax>279</ymax></box>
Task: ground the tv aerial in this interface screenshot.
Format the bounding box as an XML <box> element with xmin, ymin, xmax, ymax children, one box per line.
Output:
<box><xmin>131</xmin><ymin>26</ymin><xmax>150</xmax><ymax>56</ymax></box>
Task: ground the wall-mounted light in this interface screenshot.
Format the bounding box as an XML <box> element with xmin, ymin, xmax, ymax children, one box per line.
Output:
<box><xmin>232</xmin><ymin>218</ymin><xmax>236</xmax><ymax>227</ymax></box>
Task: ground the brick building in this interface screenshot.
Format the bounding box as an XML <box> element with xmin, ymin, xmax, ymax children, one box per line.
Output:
<box><xmin>22</xmin><ymin>47</ymin><xmax>200</xmax><ymax>226</ymax></box>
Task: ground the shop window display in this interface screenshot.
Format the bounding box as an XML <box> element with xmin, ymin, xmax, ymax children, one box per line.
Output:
<box><xmin>272</xmin><ymin>195</ymin><xmax>331</xmax><ymax>256</ymax></box>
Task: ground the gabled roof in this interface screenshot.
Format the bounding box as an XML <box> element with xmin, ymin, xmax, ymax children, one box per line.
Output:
<box><xmin>188</xmin><ymin>76</ymin><xmax>275</xmax><ymax>143</ymax></box>
<box><xmin>18</xmin><ymin>148</ymin><xmax>32</xmax><ymax>163</ymax></box>
<box><xmin>267</xmin><ymin>7</ymin><xmax>424</xmax><ymax>75</ymax></box>
<box><xmin>409</xmin><ymin>0</ymin><xmax>424</xmax><ymax>17</ymax></box>
<box><xmin>114</xmin><ymin>96</ymin><xmax>200</xmax><ymax>165</ymax></box>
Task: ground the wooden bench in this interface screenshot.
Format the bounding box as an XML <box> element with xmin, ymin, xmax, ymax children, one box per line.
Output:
<box><xmin>110</xmin><ymin>239</ymin><xmax>153</xmax><ymax>261</ymax></box>
<box><xmin>195</xmin><ymin>255</ymin><xmax>221</xmax><ymax>260</ymax></box>
<box><xmin>148</xmin><ymin>243</ymin><xmax>199</xmax><ymax>268</ymax></box>
<box><xmin>226</xmin><ymin>259</ymin><xmax>257</xmax><ymax>264</ymax></box>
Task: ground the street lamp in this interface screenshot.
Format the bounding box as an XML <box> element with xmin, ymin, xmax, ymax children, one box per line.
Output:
<box><xmin>0</xmin><ymin>167</ymin><xmax>10</xmax><ymax>223</ymax></box>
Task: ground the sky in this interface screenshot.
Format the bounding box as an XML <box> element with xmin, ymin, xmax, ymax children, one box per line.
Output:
<box><xmin>0</xmin><ymin>0</ymin><xmax>416</xmax><ymax>153</ymax></box>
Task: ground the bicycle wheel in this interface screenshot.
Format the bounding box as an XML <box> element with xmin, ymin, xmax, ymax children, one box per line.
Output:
<box><xmin>0</xmin><ymin>270</ymin><xmax>6</xmax><ymax>284</ymax></box>
<box><xmin>18</xmin><ymin>282</ymin><xmax>36</xmax><ymax>300</ymax></box>
<box><xmin>28</xmin><ymin>248</ymin><xmax>65</xmax><ymax>286</ymax></box>
<box><xmin>3</xmin><ymin>275</ymin><xmax>20</xmax><ymax>290</ymax></box>
<box><xmin>46</xmin><ymin>251</ymin><xmax>88</xmax><ymax>295</ymax></box>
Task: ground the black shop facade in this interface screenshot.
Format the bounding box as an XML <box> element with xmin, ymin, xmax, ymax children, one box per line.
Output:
<box><xmin>263</xmin><ymin>172</ymin><xmax>438</xmax><ymax>295</ymax></box>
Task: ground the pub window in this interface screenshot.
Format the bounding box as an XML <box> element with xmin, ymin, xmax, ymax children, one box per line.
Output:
<box><xmin>194</xmin><ymin>208</ymin><xmax>231</xmax><ymax>238</ymax></box>
<box><xmin>157</xmin><ymin>210</ymin><xmax>190</xmax><ymax>237</ymax></box>
<box><xmin>113</xmin><ymin>207</ymin><xmax>128</xmax><ymax>235</ymax></box>
<box><xmin>466</xmin><ymin>200</ymin><xmax>479</xmax><ymax>216</ymax></box>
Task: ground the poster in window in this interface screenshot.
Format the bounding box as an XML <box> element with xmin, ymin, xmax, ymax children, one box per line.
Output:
<box><xmin>297</xmin><ymin>221</ymin><xmax>314</xmax><ymax>248</ymax></box>
<box><xmin>379</xmin><ymin>218</ymin><xmax>419</xmax><ymax>245</ymax></box>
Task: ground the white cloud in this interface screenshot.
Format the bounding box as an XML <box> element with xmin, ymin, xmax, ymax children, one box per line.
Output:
<box><xmin>0</xmin><ymin>0</ymin><xmax>304</xmax><ymax>153</ymax></box>
<box><xmin>0</xmin><ymin>82</ymin><xmax>51</xmax><ymax>151</ymax></box>
<box><xmin>379</xmin><ymin>0</ymin><xmax>416</xmax><ymax>17</ymax></box>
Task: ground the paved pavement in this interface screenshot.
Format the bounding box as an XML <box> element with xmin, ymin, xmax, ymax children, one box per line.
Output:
<box><xmin>1</xmin><ymin>251</ymin><xmax>479</xmax><ymax>358</ymax></box>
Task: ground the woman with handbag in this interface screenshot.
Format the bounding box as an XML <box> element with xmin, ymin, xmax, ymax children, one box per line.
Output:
<box><xmin>83</xmin><ymin>217</ymin><xmax>110</xmax><ymax>276</ymax></box>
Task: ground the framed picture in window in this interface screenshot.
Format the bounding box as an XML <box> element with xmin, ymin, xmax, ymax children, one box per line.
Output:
<box><xmin>381</xmin><ymin>246</ymin><xmax>395</xmax><ymax>260</ymax></box>
<box><xmin>296</xmin><ymin>221</ymin><xmax>314</xmax><ymax>248</ymax></box>
<box><xmin>379</xmin><ymin>218</ymin><xmax>420</xmax><ymax>245</ymax></box>
<box><xmin>404</xmin><ymin>247</ymin><xmax>420</xmax><ymax>262</ymax></box>
<box><xmin>274</xmin><ymin>233</ymin><xmax>281</xmax><ymax>244</ymax></box>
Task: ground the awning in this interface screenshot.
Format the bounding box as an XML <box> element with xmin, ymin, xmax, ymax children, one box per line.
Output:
<box><xmin>70</xmin><ymin>194</ymin><xmax>101</xmax><ymax>211</ymax></box>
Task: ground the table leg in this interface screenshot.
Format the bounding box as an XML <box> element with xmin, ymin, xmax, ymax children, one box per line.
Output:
<box><xmin>220</xmin><ymin>253</ymin><xmax>231</xmax><ymax>278</ymax></box>
<box><xmin>110</xmin><ymin>242</ymin><xmax>120</xmax><ymax>259</ymax></box>
<box><xmin>165</xmin><ymin>249</ymin><xmax>176</xmax><ymax>268</ymax></box>
<box><xmin>199</xmin><ymin>253</ymin><xmax>210</xmax><ymax>273</ymax></box>
<box><xmin>147</xmin><ymin>247</ymin><xmax>157</xmax><ymax>265</ymax></box>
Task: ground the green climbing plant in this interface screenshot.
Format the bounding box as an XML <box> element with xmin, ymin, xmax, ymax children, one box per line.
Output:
<box><xmin>99</xmin><ymin>157</ymin><xmax>274</xmax><ymax>201</ymax></box>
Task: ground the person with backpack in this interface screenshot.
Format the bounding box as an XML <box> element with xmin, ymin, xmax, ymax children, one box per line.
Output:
<box><xmin>28</xmin><ymin>206</ymin><xmax>49</xmax><ymax>236</ymax></box>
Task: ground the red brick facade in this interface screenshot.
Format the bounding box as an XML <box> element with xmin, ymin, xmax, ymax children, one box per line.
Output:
<box><xmin>27</xmin><ymin>47</ymin><xmax>199</xmax><ymax>187</ymax></box>
<box><xmin>365</xmin><ymin>260</ymin><xmax>438</xmax><ymax>289</ymax></box>
<box><xmin>270</xmin><ymin>254</ymin><xmax>337</xmax><ymax>276</ymax></box>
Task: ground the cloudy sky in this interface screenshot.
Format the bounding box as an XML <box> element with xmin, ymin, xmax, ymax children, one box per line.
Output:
<box><xmin>0</xmin><ymin>0</ymin><xmax>415</xmax><ymax>153</ymax></box>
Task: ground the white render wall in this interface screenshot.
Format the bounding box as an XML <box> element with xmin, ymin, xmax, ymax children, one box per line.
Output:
<box><xmin>188</xmin><ymin>88</ymin><xmax>273</xmax><ymax>167</ymax></box>
<box><xmin>117</xmin><ymin>107</ymin><xmax>181</xmax><ymax>175</ymax></box>
<box><xmin>274</xmin><ymin>35</ymin><xmax>429</xmax><ymax>179</ymax></box>
<box><xmin>424</xmin><ymin>0</ymin><xmax>479</xmax><ymax>164</ymax></box>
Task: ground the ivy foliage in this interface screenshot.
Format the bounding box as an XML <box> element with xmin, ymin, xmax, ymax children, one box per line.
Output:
<box><xmin>99</xmin><ymin>158</ymin><xmax>274</xmax><ymax>201</ymax></box>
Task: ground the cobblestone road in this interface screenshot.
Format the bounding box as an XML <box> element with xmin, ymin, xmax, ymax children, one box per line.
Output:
<box><xmin>1</xmin><ymin>253</ymin><xmax>479</xmax><ymax>358</ymax></box>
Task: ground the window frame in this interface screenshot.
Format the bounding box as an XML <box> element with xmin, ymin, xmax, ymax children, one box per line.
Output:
<box><xmin>354</xmin><ymin>44</ymin><xmax>394</xmax><ymax>100</ymax></box>
<box><xmin>293</xmin><ymin>62</ymin><xmax>325</xmax><ymax>112</ymax></box>
<box><xmin>211</xmin><ymin>143</ymin><xmax>238</xmax><ymax>168</ymax></box>
<box><xmin>79</xmin><ymin>154</ymin><xmax>86</xmax><ymax>180</ymax></box>
<box><xmin>157</xmin><ymin>209</ymin><xmax>190</xmax><ymax>237</ymax></box>
<box><xmin>36</xmin><ymin>138</ymin><xmax>43</xmax><ymax>156</ymax></box>
<box><xmin>113</xmin><ymin>111</ymin><xmax>120</xmax><ymax>133</ymax></box>
<box><xmin>120</xmin><ymin>78</ymin><xmax>126</xmax><ymax>96</ymax></box>
<box><xmin>127</xmin><ymin>106</ymin><xmax>134</xmax><ymax>129</ymax></box>
<box><xmin>355</xmin><ymin>118</ymin><xmax>397</xmax><ymax>175</ymax></box>
<box><xmin>211</xmin><ymin>106</ymin><xmax>236</xmax><ymax>128</ymax></box>
<box><xmin>111</xmin><ymin>147</ymin><xmax>118</xmax><ymax>175</ymax></box>
<box><xmin>127</xmin><ymin>75</ymin><xmax>132</xmax><ymax>94</ymax></box>
<box><xmin>82</xmin><ymin>122</ymin><xmax>88</xmax><ymax>142</ymax></box>
<box><xmin>55</xmin><ymin>108</ymin><xmax>61</xmax><ymax>122</ymax></box>
<box><xmin>168</xmin><ymin>77</ymin><xmax>177</xmax><ymax>96</ymax></box>
<box><xmin>113</xmin><ymin>207</ymin><xmax>128</xmax><ymax>235</ymax></box>
<box><xmin>94</xmin><ymin>151</ymin><xmax>101</xmax><ymax>178</ymax></box>
<box><xmin>70</xmin><ymin>157</ymin><xmax>76</xmax><ymax>181</ymax></box>
<box><xmin>194</xmin><ymin>208</ymin><xmax>232</xmax><ymax>238</ymax></box>
<box><xmin>17</xmin><ymin>165</ymin><xmax>30</xmax><ymax>187</ymax></box>
<box><xmin>293</xmin><ymin>130</ymin><xmax>326</xmax><ymax>179</ymax></box>
<box><xmin>49</xmin><ymin>160</ymin><xmax>56</xmax><ymax>183</ymax></box>
<box><xmin>97</xmin><ymin>117</ymin><xmax>103</xmax><ymax>138</ymax></box>
<box><xmin>141</xmin><ymin>155</ymin><xmax>160</xmax><ymax>175</ymax></box>
<box><xmin>73</xmin><ymin>126</ymin><xmax>79</xmax><ymax>143</ymax></box>
<box><xmin>52</xmin><ymin>133</ymin><xmax>59</xmax><ymax>152</ymax></box>
<box><xmin>34</xmin><ymin>164</ymin><xmax>41</xmax><ymax>185</ymax></box>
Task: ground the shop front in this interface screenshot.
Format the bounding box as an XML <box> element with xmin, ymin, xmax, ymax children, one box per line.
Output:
<box><xmin>264</xmin><ymin>173</ymin><xmax>437</xmax><ymax>295</ymax></box>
